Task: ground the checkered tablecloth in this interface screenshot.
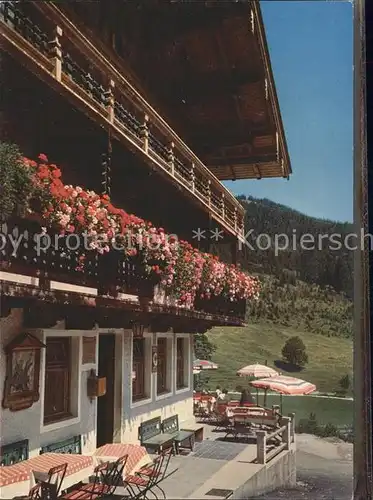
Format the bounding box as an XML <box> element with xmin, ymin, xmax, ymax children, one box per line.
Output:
<box><xmin>0</xmin><ymin>453</ymin><xmax>93</xmax><ymax>487</ymax></box>
<box><xmin>93</xmin><ymin>444</ymin><xmax>149</xmax><ymax>474</ymax></box>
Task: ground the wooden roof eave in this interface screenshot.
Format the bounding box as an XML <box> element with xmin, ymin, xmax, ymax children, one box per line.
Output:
<box><xmin>252</xmin><ymin>2</ymin><xmax>292</xmax><ymax>178</ymax></box>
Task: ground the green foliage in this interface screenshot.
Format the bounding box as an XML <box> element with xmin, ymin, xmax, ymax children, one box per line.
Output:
<box><xmin>193</xmin><ymin>371</ymin><xmax>210</xmax><ymax>392</ymax></box>
<box><xmin>193</xmin><ymin>333</ymin><xmax>216</xmax><ymax>361</ymax></box>
<box><xmin>236</xmin><ymin>196</ymin><xmax>353</xmax><ymax>299</ymax></box>
<box><xmin>0</xmin><ymin>142</ymin><xmax>34</xmax><ymax>221</ymax></box>
<box><xmin>248</xmin><ymin>275</ymin><xmax>353</xmax><ymax>339</ymax></box>
<box><xmin>339</xmin><ymin>374</ymin><xmax>351</xmax><ymax>393</ymax></box>
<box><xmin>295</xmin><ymin>412</ymin><xmax>353</xmax><ymax>443</ymax></box>
<box><xmin>281</xmin><ymin>336</ymin><xmax>309</xmax><ymax>367</ymax></box>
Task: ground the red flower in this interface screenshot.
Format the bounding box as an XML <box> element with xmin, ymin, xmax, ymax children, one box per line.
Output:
<box><xmin>38</xmin><ymin>153</ymin><xmax>48</xmax><ymax>162</ymax></box>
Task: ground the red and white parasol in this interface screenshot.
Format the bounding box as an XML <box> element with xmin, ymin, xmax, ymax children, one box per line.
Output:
<box><xmin>237</xmin><ymin>364</ymin><xmax>278</xmax><ymax>378</ymax></box>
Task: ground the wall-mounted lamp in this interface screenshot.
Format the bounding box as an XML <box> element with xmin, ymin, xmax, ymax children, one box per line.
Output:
<box><xmin>132</xmin><ymin>322</ymin><xmax>145</xmax><ymax>338</ymax></box>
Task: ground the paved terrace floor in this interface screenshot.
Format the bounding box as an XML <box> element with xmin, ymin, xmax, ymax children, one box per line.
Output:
<box><xmin>112</xmin><ymin>425</ymin><xmax>264</xmax><ymax>500</ymax></box>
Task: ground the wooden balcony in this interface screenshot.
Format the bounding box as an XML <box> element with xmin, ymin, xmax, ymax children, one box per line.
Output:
<box><xmin>0</xmin><ymin>1</ymin><xmax>245</xmax><ymax>242</ymax></box>
<box><xmin>0</xmin><ymin>217</ymin><xmax>247</xmax><ymax>324</ymax></box>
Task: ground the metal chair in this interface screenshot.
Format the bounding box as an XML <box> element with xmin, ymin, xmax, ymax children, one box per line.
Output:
<box><xmin>60</xmin><ymin>455</ymin><xmax>127</xmax><ymax>500</ymax></box>
<box><xmin>135</xmin><ymin>447</ymin><xmax>174</xmax><ymax>499</ymax></box>
<box><xmin>123</xmin><ymin>448</ymin><xmax>172</xmax><ymax>500</ymax></box>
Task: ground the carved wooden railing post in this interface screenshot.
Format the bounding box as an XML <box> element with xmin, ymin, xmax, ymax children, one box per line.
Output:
<box><xmin>257</xmin><ymin>430</ymin><xmax>267</xmax><ymax>464</ymax></box>
<box><xmin>207</xmin><ymin>180</ymin><xmax>211</xmax><ymax>207</ymax></box>
<box><xmin>140</xmin><ymin>114</ymin><xmax>149</xmax><ymax>154</ymax></box>
<box><xmin>250</xmin><ymin>9</ymin><xmax>255</xmax><ymax>35</ymax></box>
<box><xmin>49</xmin><ymin>25</ymin><xmax>62</xmax><ymax>81</ymax></box>
<box><xmin>105</xmin><ymin>79</ymin><xmax>115</xmax><ymax>124</ymax></box>
<box><xmin>191</xmin><ymin>163</ymin><xmax>195</xmax><ymax>192</ymax></box>
<box><xmin>221</xmin><ymin>193</ymin><xmax>225</xmax><ymax>218</ymax></box>
<box><xmin>168</xmin><ymin>141</ymin><xmax>175</xmax><ymax>175</ymax></box>
<box><xmin>234</xmin><ymin>207</ymin><xmax>238</xmax><ymax>232</ymax></box>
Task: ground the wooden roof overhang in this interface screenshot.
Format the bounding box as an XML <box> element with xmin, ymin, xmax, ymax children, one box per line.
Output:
<box><xmin>93</xmin><ymin>1</ymin><xmax>291</xmax><ymax>181</ymax></box>
<box><xmin>0</xmin><ymin>281</ymin><xmax>246</xmax><ymax>330</ymax></box>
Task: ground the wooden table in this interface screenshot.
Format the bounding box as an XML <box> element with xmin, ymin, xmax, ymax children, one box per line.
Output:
<box><xmin>0</xmin><ymin>453</ymin><xmax>94</xmax><ymax>498</ymax></box>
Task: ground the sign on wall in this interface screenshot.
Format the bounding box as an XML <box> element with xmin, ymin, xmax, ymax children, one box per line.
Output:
<box><xmin>152</xmin><ymin>345</ymin><xmax>158</xmax><ymax>373</ymax></box>
<box><xmin>82</xmin><ymin>336</ymin><xmax>96</xmax><ymax>364</ymax></box>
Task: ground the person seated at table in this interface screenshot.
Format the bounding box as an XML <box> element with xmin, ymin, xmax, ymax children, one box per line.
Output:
<box><xmin>218</xmin><ymin>388</ymin><xmax>228</xmax><ymax>400</ymax></box>
<box><xmin>215</xmin><ymin>385</ymin><xmax>222</xmax><ymax>398</ymax></box>
<box><xmin>239</xmin><ymin>388</ymin><xmax>254</xmax><ymax>406</ymax></box>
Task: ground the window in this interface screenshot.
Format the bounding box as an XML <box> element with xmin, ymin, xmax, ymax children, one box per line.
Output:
<box><xmin>157</xmin><ymin>338</ymin><xmax>168</xmax><ymax>395</ymax></box>
<box><xmin>132</xmin><ymin>338</ymin><xmax>145</xmax><ymax>401</ymax></box>
<box><xmin>176</xmin><ymin>338</ymin><xmax>187</xmax><ymax>390</ymax></box>
<box><xmin>44</xmin><ymin>337</ymin><xmax>71</xmax><ymax>424</ymax></box>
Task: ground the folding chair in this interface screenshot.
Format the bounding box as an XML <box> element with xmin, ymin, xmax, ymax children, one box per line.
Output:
<box><xmin>124</xmin><ymin>448</ymin><xmax>172</xmax><ymax>500</ymax></box>
<box><xmin>14</xmin><ymin>481</ymin><xmax>57</xmax><ymax>500</ymax></box>
<box><xmin>33</xmin><ymin>463</ymin><xmax>67</xmax><ymax>497</ymax></box>
<box><xmin>135</xmin><ymin>447</ymin><xmax>174</xmax><ymax>499</ymax></box>
<box><xmin>61</xmin><ymin>455</ymin><xmax>127</xmax><ymax>500</ymax></box>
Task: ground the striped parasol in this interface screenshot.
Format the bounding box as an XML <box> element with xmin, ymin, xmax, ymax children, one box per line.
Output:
<box><xmin>250</xmin><ymin>375</ymin><xmax>316</xmax><ymax>395</ymax></box>
<box><xmin>193</xmin><ymin>359</ymin><xmax>219</xmax><ymax>370</ymax></box>
<box><xmin>237</xmin><ymin>364</ymin><xmax>278</xmax><ymax>378</ymax></box>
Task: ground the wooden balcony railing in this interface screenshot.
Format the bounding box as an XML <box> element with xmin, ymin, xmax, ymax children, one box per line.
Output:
<box><xmin>0</xmin><ymin>217</ymin><xmax>154</xmax><ymax>297</ymax></box>
<box><xmin>0</xmin><ymin>217</ymin><xmax>246</xmax><ymax>321</ymax></box>
<box><xmin>0</xmin><ymin>1</ymin><xmax>246</xmax><ymax>241</ymax></box>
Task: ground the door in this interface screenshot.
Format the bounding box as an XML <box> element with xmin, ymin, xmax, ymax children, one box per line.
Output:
<box><xmin>96</xmin><ymin>334</ymin><xmax>115</xmax><ymax>448</ymax></box>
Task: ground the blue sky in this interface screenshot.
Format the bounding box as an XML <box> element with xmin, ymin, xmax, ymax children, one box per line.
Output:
<box><xmin>224</xmin><ymin>1</ymin><xmax>353</xmax><ymax>223</ymax></box>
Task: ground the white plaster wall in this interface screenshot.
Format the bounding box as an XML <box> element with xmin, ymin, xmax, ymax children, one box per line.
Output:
<box><xmin>0</xmin><ymin>309</ymin><xmax>98</xmax><ymax>456</ymax></box>
<box><xmin>119</xmin><ymin>332</ymin><xmax>194</xmax><ymax>443</ymax></box>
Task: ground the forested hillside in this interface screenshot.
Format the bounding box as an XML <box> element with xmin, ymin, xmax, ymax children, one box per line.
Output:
<box><xmin>236</xmin><ymin>196</ymin><xmax>353</xmax><ymax>299</ymax></box>
<box><xmin>194</xmin><ymin>197</ymin><xmax>354</xmax><ymax>392</ymax></box>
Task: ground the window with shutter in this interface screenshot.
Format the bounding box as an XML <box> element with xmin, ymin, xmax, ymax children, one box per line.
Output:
<box><xmin>176</xmin><ymin>338</ymin><xmax>186</xmax><ymax>389</ymax></box>
<box><xmin>157</xmin><ymin>338</ymin><xmax>168</xmax><ymax>395</ymax></box>
<box><xmin>44</xmin><ymin>337</ymin><xmax>71</xmax><ymax>424</ymax></box>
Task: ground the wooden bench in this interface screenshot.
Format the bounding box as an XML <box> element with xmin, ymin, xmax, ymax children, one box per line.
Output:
<box><xmin>0</xmin><ymin>439</ymin><xmax>29</xmax><ymax>466</ymax></box>
<box><xmin>162</xmin><ymin>416</ymin><xmax>194</xmax><ymax>454</ymax></box>
<box><xmin>40</xmin><ymin>435</ymin><xmax>81</xmax><ymax>455</ymax></box>
<box><xmin>138</xmin><ymin>417</ymin><xmax>175</xmax><ymax>454</ymax></box>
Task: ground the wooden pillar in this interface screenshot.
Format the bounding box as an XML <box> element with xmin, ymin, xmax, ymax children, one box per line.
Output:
<box><xmin>256</xmin><ymin>430</ymin><xmax>267</xmax><ymax>464</ymax></box>
<box><xmin>49</xmin><ymin>26</ymin><xmax>62</xmax><ymax>82</ymax></box>
<box><xmin>280</xmin><ymin>416</ymin><xmax>291</xmax><ymax>450</ymax></box>
<box><xmin>288</xmin><ymin>412</ymin><xmax>296</xmax><ymax>443</ymax></box>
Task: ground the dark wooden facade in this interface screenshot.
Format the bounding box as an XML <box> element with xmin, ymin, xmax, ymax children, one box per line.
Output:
<box><xmin>61</xmin><ymin>1</ymin><xmax>291</xmax><ymax>181</ymax></box>
<box><xmin>0</xmin><ymin>0</ymin><xmax>281</xmax><ymax>329</ymax></box>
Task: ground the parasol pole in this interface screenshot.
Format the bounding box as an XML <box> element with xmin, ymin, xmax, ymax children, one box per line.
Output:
<box><xmin>264</xmin><ymin>388</ymin><xmax>268</xmax><ymax>408</ymax></box>
<box><xmin>280</xmin><ymin>393</ymin><xmax>283</xmax><ymax>414</ymax></box>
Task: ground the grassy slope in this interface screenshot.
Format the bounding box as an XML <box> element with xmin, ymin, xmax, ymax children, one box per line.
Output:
<box><xmin>206</xmin><ymin>323</ymin><xmax>352</xmax><ymax>394</ymax></box>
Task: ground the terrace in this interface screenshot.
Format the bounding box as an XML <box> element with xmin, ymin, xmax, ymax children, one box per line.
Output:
<box><xmin>0</xmin><ymin>417</ymin><xmax>296</xmax><ymax>500</ymax></box>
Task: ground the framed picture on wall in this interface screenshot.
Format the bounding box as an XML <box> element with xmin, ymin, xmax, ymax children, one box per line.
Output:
<box><xmin>2</xmin><ymin>332</ymin><xmax>46</xmax><ymax>412</ymax></box>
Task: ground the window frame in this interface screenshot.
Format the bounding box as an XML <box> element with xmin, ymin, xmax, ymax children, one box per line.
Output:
<box><xmin>155</xmin><ymin>333</ymin><xmax>173</xmax><ymax>400</ymax></box>
<box><xmin>130</xmin><ymin>332</ymin><xmax>152</xmax><ymax>408</ymax></box>
<box><xmin>175</xmin><ymin>334</ymin><xmax>190</xmax><ymax>393</ymax></box>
